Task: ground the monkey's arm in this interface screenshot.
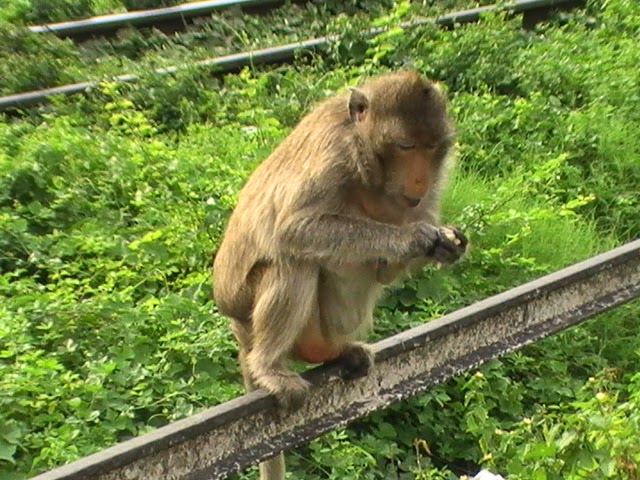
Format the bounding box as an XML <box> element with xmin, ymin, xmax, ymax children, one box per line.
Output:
<box><xmin>278</xmin><ymin>211</ymin><xmax>420</xmax><ymax>264</ymax></box>
<box><xmin>375</xmin><ymin>260</ymin><xmax>408</xmax><ymax>284</ymax></box>
<box><xmin>375</xmin><ymin>226</ymin><xmax>468</xmax><ymax>284</ymax></box>
<box><xmin>376</xmin><ymin>257</ymin><xmax>433</xmax><ymax>284</ymax></box>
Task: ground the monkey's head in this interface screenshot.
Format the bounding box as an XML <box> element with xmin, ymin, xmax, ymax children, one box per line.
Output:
<box><xmin>348</xmin><ymin>70</ymin><xmax>454</xmax><ymax>209</ymax></box>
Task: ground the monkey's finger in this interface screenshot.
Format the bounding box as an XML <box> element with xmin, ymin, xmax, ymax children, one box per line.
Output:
<box><xmin>261</xmin><ymin>374</ymin><xmax>311</xmax><ymax>410</ymax></box>
<box><xmin>437</xmin><ymin>234</ymin><xmax>464</xmax><ymax>256</ymax></box>
<box><xmin>431</xmin><ymin>246</ymin><xmax>462</xmax><ymax>264</ymax></box>
<box><xmin>423</xmin><ymin>228</ymin><xmax>443</xmax><ymax>257</ymax></box>
<box><xmin>274</xmin><ymin>382</ymin><xmax>311</xmax><ymax>410</ymax></box>
<box><xmin>450</xmin><ymin>227</ymin><xmax>469</xmax><ymax>249</ymax></box>
<box><xmin>432</xmin><ymin>228</ymin><xmax>467</xmax><ymax>260</ymax></box>
<box><xmin>441</xmin><ymin>226</ymin><xmax>467</xmax><ymax>248</ymax></box>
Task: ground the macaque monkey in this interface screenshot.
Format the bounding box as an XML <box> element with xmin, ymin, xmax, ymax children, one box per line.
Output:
<box><xmin>212</xmin><ymin>69</ymin><xmax>467</xmax><ymax>480</ymax></box>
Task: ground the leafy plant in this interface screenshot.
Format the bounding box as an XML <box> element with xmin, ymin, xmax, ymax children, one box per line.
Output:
<box><xmin>1</xmin><ymin>0</ymin><xmax>639</xmax><ymax>479</ymax></box>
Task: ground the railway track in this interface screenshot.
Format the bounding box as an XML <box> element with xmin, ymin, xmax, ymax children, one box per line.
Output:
<box><xmin>28</xmin><ymin>0</ymin><xmax>306</xmax><ymax>40</ymax></box>
<box><xmin>1</xmin><ymin>0</ymin><xmax>583</xmax><ymax>112</ymax></box>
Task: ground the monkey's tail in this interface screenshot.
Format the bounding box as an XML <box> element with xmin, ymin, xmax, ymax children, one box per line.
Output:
<box><xmin>259</xmin><ymin>454</ymin><xmax>285</xmax><ymax>480</ymax></box>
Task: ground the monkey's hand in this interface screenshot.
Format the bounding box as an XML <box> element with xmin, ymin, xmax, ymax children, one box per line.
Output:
<box><xmin>432</xmin><ymin>225</ymin><xmax>468</xmax><ymax>264</ymax></box>
<box><xmin>406</xmin><ymin>222</ymin><xmax>468</xmax><ymax>264</ymax></box>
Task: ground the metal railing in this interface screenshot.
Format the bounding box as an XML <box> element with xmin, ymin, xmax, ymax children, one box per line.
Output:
<box><xmin>29</xmin><ymin>238</ymin><xmax>640</xmax><ymax>480</ymax></box>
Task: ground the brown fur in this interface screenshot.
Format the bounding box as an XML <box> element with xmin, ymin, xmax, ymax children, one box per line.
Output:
<box><xmin>212</xmin><ymin>70</ymin><xmax>467</xmax><ymax>480</ymax></box>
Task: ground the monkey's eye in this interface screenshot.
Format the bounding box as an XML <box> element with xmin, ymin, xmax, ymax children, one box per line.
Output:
<box><xmin>394</xmin><ymin>140</ymin><xmax>416</xmax><ymax>150</ymax></box>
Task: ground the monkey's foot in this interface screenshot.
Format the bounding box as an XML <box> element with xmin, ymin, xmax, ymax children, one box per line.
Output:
<box><xmin>430</xmin><ymin>226</ymin><xmax>468</xmax><ymax>264</ymax></box>
<box><xmin>257</xmin><ymin>372</ymin><xmax>311</xmax><ymax>410</ymax></box>
<box><xmin>339</xmin><ymin>343</ymin><xmax>375</xmax><ymax>380</ymax></box>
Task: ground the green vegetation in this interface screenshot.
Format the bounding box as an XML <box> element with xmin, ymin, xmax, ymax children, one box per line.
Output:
<box><xmin>1</xmin><ymin>0</ymin><xmax>639</xmax><ymax>479</ymax></box>
<box><xmin>1</xmin><ymin>0</ymin><xmax>180</xmax><ymax>23</ymax></box>
<box><xmin>0</xmin><ymin>0</ymin><xmax>499</xmax><ymax>96</ymax></box>
<box><xmin>0</xmin><ymin>1</ymin><xmax>387</xmax><ymax>95</ymax></box>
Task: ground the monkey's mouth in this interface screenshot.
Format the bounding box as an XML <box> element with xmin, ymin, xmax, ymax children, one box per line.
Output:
<box><xmin>401</xmin><ymin>195</ymin><xmax>422</xmax><ymax>208</ymax></box>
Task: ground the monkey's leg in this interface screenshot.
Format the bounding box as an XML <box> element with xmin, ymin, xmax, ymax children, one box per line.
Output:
<box><xmin>230</xmin><ymin>320</ymin><xmax>256</xmax><ymax>391</ymax></box>
<box><xmin>246</xmin><ymin>261</ymin><xmax>318</xmax><ymax>409</ymax></box>
<box><xmin>375</xmin><ymin>260</ymin><xmax>407</xmax><ymax>284</ymax></box>
<box><xmin>230</xmin><ymin>320</ymin><xmax>286</xmax><ymax>480</ymax></box>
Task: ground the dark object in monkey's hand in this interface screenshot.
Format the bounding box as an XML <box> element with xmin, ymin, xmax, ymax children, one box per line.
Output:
<box><xmin>406</xmin><ymin>223</ymin><xmax>468</xmax><ymax>264</ymax></box>
<box><xmin>428</xmin><ymin>225</ymin><xmax>468</xmax><ymax>264</ymax></box>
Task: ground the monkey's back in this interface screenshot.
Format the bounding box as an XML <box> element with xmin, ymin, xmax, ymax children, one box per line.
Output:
<box><xmin>212</xmin><ymin>94</ymin><xmax>353</xmax><ymax>319</ymax></box>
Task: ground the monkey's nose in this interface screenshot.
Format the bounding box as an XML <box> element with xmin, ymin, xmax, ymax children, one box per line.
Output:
<box><xmin>402</xmin><ymin>195</ymin><xmax>421</xmax><ymax>208</ymax></box>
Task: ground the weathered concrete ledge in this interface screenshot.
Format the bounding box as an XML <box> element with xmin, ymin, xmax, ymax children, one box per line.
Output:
<box><xmin>30</xmin><ymin>239</ymin><xmax>640</xmax><ymax>480</ymax></box>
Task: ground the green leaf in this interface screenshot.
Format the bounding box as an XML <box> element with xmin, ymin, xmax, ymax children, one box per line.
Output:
<box><xmin>0</xmin><ymin>442</ymin><xmax>16</xmax><ymax>463</ymax></box>
<box><xmin>0</xmin><ymin>425</ymin><xmax>20</xmax><ymax>445</ymax></box>
<box><xmin>0</xmin><ymin>469</ymin><xmax>26</xmax><ymax>480</ymax></box>
<box><xmin>531</xmin><ymin>469</ymin><xmax>548</xmax><ymax>480</ymax></box>
<box><xmin>555</xmin><ymin>431</ymin><xmax>578</xmax><ymax>451</ymax></box>
<box><xmin>526</xmin><ymin>442</ymin><xmax>556</xmax><ymax>459</ymax></box>
<box><xmin>599</xmin><ymin>458</ymin><xmax>617</xmax><ymax>477</ymax></box>
<box><xmin>376</xmin><ymin>422</ymin><xmax>397</xmax><ymax>439</ymax></box>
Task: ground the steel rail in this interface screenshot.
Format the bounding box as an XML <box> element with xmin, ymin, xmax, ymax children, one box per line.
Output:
<box><xmin>29</xmin><ymin>238</ymin><xmax>640</xmax><ymax>480</ymax></box>
<box><xmin>28</xmin><ymin>0</ymin><xmax>293</xmax><ymax>38</ymax></box>
<box><xmin>1</xmin><ymin>0</ymin><xmax>583</xmax><ymax>113</ymax></box>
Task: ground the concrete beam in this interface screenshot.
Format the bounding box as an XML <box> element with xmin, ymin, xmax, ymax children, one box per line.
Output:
<box><xmin>30</xmin><ymin>239</ymin><xmax>640</xmax><ymax>480</ymax></box>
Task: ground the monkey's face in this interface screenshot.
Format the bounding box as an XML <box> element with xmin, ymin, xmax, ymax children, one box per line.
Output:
<box><xmin>350</xmin><ymin>70</ymin><xmax>454</xmax><ymax>209</ymax></box>
<box><xmin>380</xmin><ymin>141</ymin><xmax>446</xmax><ymax>208</ymax></box>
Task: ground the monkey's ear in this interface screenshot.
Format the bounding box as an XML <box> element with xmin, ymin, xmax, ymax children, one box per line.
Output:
<box><xmin>348</xmin><ymin>87</ymin><xmax>369</xmax><ymax>123</ymax></box>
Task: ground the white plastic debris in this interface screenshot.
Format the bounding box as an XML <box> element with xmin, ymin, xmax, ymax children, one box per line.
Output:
<box><xmin>473</xmin><ymin>470</ymin><xmax>506</xmax><ymax>480</ymax></box>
